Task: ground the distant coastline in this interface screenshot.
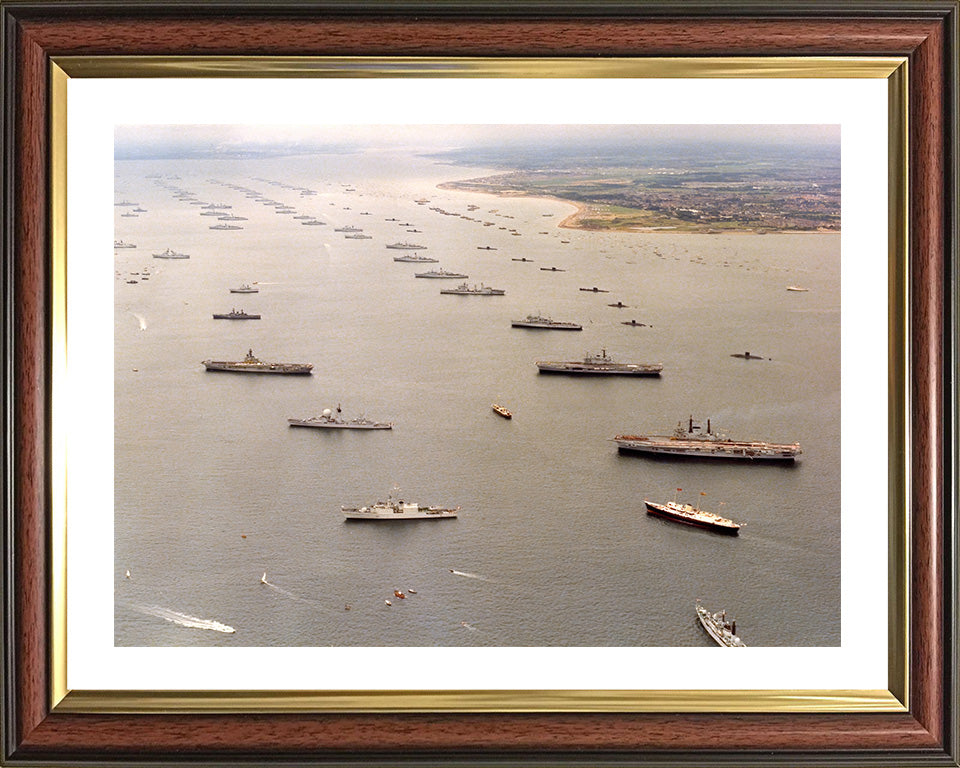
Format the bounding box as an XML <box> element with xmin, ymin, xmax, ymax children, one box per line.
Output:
<box><xmin>437</xmin><ymin>178</ymin><xmax>840</xmax><ymax>235</ymax></box>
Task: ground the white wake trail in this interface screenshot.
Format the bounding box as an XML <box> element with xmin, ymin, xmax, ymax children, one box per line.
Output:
<box><xmin>134</xmin><ymin>604</ymin><xmax>235</xmax><ymax>633</ymax></box>
<box><xmin>130</xmin><ymin>312</ymin><xmax>147</xmax><ymax>330</ymax></box>
<box><xmin>449</xmin><ymin>569</ymin><xmax>489</xmax><ymax>581</ymax></box>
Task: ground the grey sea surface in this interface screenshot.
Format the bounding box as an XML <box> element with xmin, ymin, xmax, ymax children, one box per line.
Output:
<box><xmin>114</xmin><ymin>150</ymin><xmax>840</xmax><ymax>647</ymax></box>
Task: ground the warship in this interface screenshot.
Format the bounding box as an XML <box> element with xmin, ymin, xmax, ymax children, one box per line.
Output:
<box><xmin>415</xmin><ymin>268</ymin><xmax>468</xmax><ymax>279</ymax></box>
<box><xmin>334</xmin><ymin>225</ymin><xmax>363</xmax><ymax>233</ymax></box>
<box><xmin>114</xmin><ymin>240</ymin><xmax>136</xmax><ymax>249</ymax></box>
<box><xmin>212</xmin><ymin>309</ymin><xmax>260</xmax><ymax>320</ymax></box>
<box><xmin>536</xmin><ymin>349</ymin><xmax>662</xmax><ymax>376</ymax></box>
<box><xmin>614</xmin><ymin>417</ymin><xmax>801</xmax><ymax>461</ymax></box>
<box><xmin>393</xmin><ymin>254</ymin><xmax>438</xmax><ymax>263</ymax></box>
<box><xmin>644</xmin><ymin>491</ymin><xmax>740</xmax><ymax>535</ymax></box>
<box><xmin>229</xmin><ymin>284</ymin><xmax>259</xmax><ymax>294</ymax></box>
<box><xmin>386</xmin><ymin>242</ymin><xmax>426</xmax><ymax>250</ymax></box>
<box><xmin>288</xmin><ymin>406</ymin><xmax>392</xmax><ymax>430</ymax></box>
<box><xmin>343</xmin><ymin>490</ymin><xmax>459</xmax><ymax>520</ymax></box>
<box><xmin>439</xmin><ymin>282</ymin><xmax>505</xmax><ymax>296</ymax></box>
<box><xmin>152</xmin><ymin>248</ymin><xmax>189</xmax><ymax>259</ymax></box>
<box><xmin>511</xmin><ymin>314</ymin><xmax>582</xmax><ymax>331</ymax></box>
<box><xmin>202</xmin><ymin>349</ymin><xmax>312</xmax><ymax>375</ymax></box>
<box><xmin>210</xmin><ymin>223</ymin><xmax>243</xmax><ymax>230</ymax></box>
<box><xmin>696</xmin><ymin>600</ymin><xmax>747</xmax><ymax>647</ymax></box>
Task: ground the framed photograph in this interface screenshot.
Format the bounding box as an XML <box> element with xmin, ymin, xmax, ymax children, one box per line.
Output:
<box><xmin>3</xmin><ymin>2</ymin><xmax>956</xmax><ymax>766</ymax></box>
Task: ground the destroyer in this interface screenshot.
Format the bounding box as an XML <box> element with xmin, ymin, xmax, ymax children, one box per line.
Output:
<box><xmin>415</xmin><ymin>268</ymin><xmax>468</xmax><ymax>279</ymax></box>
<box><xmin>114</xmin><ymin>240</ymin><xmax>136</xmax><ymax>249</ymax></box>
<box><xmin>342</xmin><ymin>489</ymin><xmax>458</xmax><ymax>520</ymax></box>
<box><xmin>439</xmin><ymin>282</ymin><xmax>505</xmax><ymax>296</ymax></box>
<box><xmin>152</xmin><ymin>248</ymin><xmax>189</xmax><ymax>259</ymax></box>
<box><xmin>511</xmin><ymin>314</ymin><xmax>582</xmax><ymax>331</ymax></box>
<box><xmin>289</xmin><ymin>405</ymin><xmax>392</xmax><ymax>430</ymax></box>
<box><xmin>229</xmin><ymin>284</ymin><xmax>259</xmax><ymax>294</ymax></box>
<box><xmin>393</xmin><ymin>254</ymin><xmax>438</xmax><ymax>263</ymax></box>
<box><xmin>696</xmin><ymin>600</ymin><xmax>746</xmax><ymax>646</ymax></box>
<box><xmin>614</xmin><ymin>417</ymin><xmax>801</xmax><ymax>461</ymax></box>
<box><xmin>212</xmin><ymin>309</ymin><xmax>260</xmax><ymax>320</ymax></box>
<box><xmin>644</xmin><ymin>491</ymin><xmax>740</xmax><ymax>534</ymax></box>
<box><xmin>203</xmin><ymin>348</ymin><xmax>312</xmax><ymax>375</ymax></box>
<box><xmin>386</xmin><ymin>242</ymin><xmax>426</xmax><ymax>250</ymax></box>
<box><xmin>536</xmin><ymin>348</ymin><xmax>661</xmax><ymax>376</ymax></box>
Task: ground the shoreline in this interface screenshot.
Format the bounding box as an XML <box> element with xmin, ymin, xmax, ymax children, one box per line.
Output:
<box><xmin>437</xmin><ymin>180</ymin><xmax>839</xmax><ymax>236</ymax></box>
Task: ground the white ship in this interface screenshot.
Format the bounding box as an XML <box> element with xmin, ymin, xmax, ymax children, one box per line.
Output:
<box><xmin>342</xmin><ymin>489</ymin><xmax>458</xmax><ymax>520</ymax></box>
<box><xmin>696</xmin><ymin>600</ymin><xmax>747</xmax><ymax>647</ymax></box>
<box><xmin>439</xmin><ymin>282</ymin><xmax>505</xmax><ymax>296</ymax></box>
<box><xmin>289</xmin><ymin>405</ymin><xmax>392</xmax><ymax>430</ymax></box>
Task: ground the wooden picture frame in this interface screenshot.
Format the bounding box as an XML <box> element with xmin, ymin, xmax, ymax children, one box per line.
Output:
<box><xmin>2</xmin><ymin>1</ymin><xmax>956</xmax><ymax>765</ymax></box>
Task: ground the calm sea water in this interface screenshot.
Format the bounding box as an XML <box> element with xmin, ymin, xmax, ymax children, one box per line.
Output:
<box><xmin>114</xmin><ymin>150</ymin><xmax>840</xmax><ymax>647</ymax></box>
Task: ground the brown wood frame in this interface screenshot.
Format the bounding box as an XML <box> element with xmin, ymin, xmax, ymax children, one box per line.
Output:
<box><xmin>2</xmin><ymin>2</ymin><xmax>957</xmax><ymax>765</ymax></box>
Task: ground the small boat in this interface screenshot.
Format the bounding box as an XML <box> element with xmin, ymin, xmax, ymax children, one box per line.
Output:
<box><xmin>608</xmin><ymin>301</ymin><xmax>628</xmax><ymax>308</ymax></box>
<box><xmin>579</xmin><ymin>287</ymin><xmax>609</xmax><ymax>293</ymax></box>
<box><xmin>695</xmin><ymin>600</ymin><xmax>747</xmax><ymax>647</ymax></box>
<box><xmin>622</xmin><ymin>320</ymin><xmax>649</xmax><ymax>327</ymax></box>
<box><xmin>511</xmin><ymin>257</ymin><xmax>534</xmax><ymax>262</ymax></box>
<box><xmin>786</xmin><ymin>285</ymin><xmax>809</xmax><ymax>292</ymax></box>
<box><xmin>477</xmin><ymin>246</ymin><xmax>497</xmax><ymax>250</ymax></box>
<box><xmin>730</xmin><ymin>351</ymin><xmax>765</xmax><ymax>360</ymax></box>
<box><xmin>492</xmin><ymin>404</ymin><xmax>512</xmax><ymax>419</ymax></box>
<box><xmin>540</xmin><ymin>266</ymin><xmax>566</xmax><ymax>272</ymax></box>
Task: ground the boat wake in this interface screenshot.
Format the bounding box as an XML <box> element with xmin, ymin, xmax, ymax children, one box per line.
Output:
<box><xmin>133</xmin><ymin>604</ymin><xmax>235</xmax><ymax>634</ymax></box>
<box><xmin>131</xmin><ymin>312</ymin><xmax>147</xmax><ymax>330</ymax></box>
<box><xmin>459</xmin><ymin>621</ymin><xmax>478</xmax><ymax>631</ymax></box>
<box><xmin>449</xmin><ymin>569</ymin><xmax>489</xmax><ymax>581</ymax></box>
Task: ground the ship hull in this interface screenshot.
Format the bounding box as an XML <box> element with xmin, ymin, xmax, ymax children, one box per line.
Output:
<box><xmin>288</xmin><ymin>419</ymin><xmax>391</xmax><ymax>429</ymax></box>
<box><xmin>511</xmin><ymin>322</ymin><xmax>581</xmax><ymax>331</ymax></box>
<box><xmin>212</xmin><ymin>314</ymin><xmax>261</xmax><ymax>320</ymax></box>
<box><xmin>204</xmin><ymin>362</ymin><xmax>312</xmax><ymax>374</ymax></box>
<box><xmin>342</xmin><ymin>507</ymin><xmax>457</xmax><ymax>520</ymax></box>
<box><xmin>644</xmin><ymin>501</ymin><xmax>739</xmax><ymax>535</ymax></box>
<box><xmin>537</xmin><ymin>363</ymin><xmax>661</xmax><ymax>376</ymax></box>
<box><xmin>615</xmin><ymin>438</ymin><xmax>800</xmax><ymax>461</ymax></box>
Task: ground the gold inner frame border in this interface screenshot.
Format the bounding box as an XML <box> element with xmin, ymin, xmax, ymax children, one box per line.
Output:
<box><xmin>48</xmin><ymin>55</ymin><xmax>909</xmax><ymax>715</ymax></box>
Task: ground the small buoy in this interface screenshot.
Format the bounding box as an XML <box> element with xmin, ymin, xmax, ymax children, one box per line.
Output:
<box><xmin>124</xmin><ymin>569</ymin><xmax>131</xmax><ymax>579</ymax></box>
<box><xmin>241</xmin><ymin>534</ymin><xmax>247</xmax><ymax>539</ymax></box>
<box><xmin>344</xmin><ymin>604</ymin><xmax>351</xmax><ymax>611</ymax></box>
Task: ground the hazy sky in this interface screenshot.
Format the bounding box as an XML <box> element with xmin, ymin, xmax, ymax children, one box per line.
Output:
<box><xmin>115</xmin><ymin>124</ymin><xmax>839</xmax><ymax>160</ymax></box>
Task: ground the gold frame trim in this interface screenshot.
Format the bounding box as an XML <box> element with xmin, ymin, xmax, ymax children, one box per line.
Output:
<box><xmin>48</xmin><ymin>55</ymin><xmax>910</xmax><ymax>715</ymax></box>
